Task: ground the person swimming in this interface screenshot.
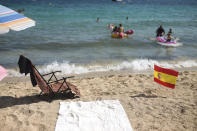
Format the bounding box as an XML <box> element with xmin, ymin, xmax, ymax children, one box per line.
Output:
<box><xmin>126</xmin><ymin>16</ymin><xmax>128</xmax><ymax>20</ymax></box>
<box><xmin>112</xmin><ymin>26</ymin><xmax>118</xmax><ymax>33</ymax></box>
<box><xmin>17</xmin><ymin>8</ymin><xmax>25</xmax><ymax>15</ymax></box>
<box><xmin>96</xmin><ymin>17</ymin><xmax>99</xmax><ymax>22</ymax></box>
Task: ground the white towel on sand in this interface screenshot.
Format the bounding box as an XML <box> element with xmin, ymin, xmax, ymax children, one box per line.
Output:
<box><xmin>55</xmin><ymin>100</ymin><xmax>133</xmax><ymax>131</ymax></box>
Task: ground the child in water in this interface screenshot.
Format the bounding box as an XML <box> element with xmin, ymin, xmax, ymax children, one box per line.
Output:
<box><xmin>96</xmin><ymin>17</ymin><xmax>99</xmax><ymax>22</ymax></box>
<box><xmin>166</xmin><ymin>28</ymin><xmax>174</xmax><ymax>42</ymax></box>
<box><xmin>166</xmin><ymin>33</ymin><xmax>172</xmax><ymax>42</ymax></box>
<box><xmin>112</xmin><ymin>26</ymin><xmax>118</xmax><ymax>33</ymax></box>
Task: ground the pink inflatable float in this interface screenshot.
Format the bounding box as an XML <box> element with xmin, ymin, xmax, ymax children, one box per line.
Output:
<box><xmin>156</xmin><ymin>37</ymin><xmax>176</xmax><ymax>44</ymax></box>
<box><xmin>125</xmin><ymin>30</ymin><xmax>134</xmax><ymax>35</ymax></box>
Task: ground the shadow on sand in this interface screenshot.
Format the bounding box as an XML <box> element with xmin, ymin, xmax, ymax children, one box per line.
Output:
<box><xmin>0</xmin><ymin>93</ymin><xmax>78</xmax><ymax>109</ymax></box>
<box><xmin>130</xmin><ymin>93</ymin><xmax>166</xmax><ymax>98</ymax></box>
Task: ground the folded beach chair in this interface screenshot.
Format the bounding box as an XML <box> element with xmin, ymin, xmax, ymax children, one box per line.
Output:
<box><xmin>18</xmin><ymin>55</ymin><xmax>80</xmax><ymax>97</ymax></box>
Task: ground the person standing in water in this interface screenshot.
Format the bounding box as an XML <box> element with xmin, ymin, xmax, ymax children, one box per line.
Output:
<box><xmin>118</xmin><ymin>24</ymin><xmax>124</xmax><ymax>33</ymax></box>
<box><xmin>118</xmin><ymin>24</ymin><xmax>125</xmax><ymax>38</ymax></box>
<box><xmin>96</xmin><ymin>17</ymin><xmax>99</xmax><ymax>22</ymax></box>
<box><xmin>126</xmin><ymin>16</ymin><xmax>128</xmax><ymax>20</ymax></box>
<box><xmin>156</xmin><ymin>25</ymin><xmax>165</xmax><ymax>37</ymax></box>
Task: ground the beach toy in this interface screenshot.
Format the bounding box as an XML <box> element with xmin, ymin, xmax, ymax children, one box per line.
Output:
<box><xmin>156</xmin><ymin>36</ymin><xmax>183</xmax><ymax>47</ymax></box>
<box><xmin>111</xmin><ymin>32</ymin><xmax>119</xmax><ymax>38</ymax></box>
<box><xmin>165</xmin><ymin>41</ymin><xmax>176</xmax><ymax>44</ymax></box>
<box><xmin>156</xmin><ymin>37</ymin><xmax>176</xmax><ymax>44</ymax></box>
<box><xmin>119</xmin><ymin>32</ymin><xmax>124</xmax><ymax>38</ymax></box>
<box><xmin>125</xmin><ymin>30</ymin><xmax>134</xmax><ymax>35</ymax></box>
<box><xmin>156</xmin><ymin>37</ymin><xmax>166</xmax><ymax>42</ymax></box>
<box><xmin>111</xmin><ymin>32</ymin><xmax>128</xmax><ymax>39</ymax></box>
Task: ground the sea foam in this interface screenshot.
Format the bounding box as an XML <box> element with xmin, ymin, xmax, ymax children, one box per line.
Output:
<box><xmin>7</xmin><ymin>59</ymin><xmax>197</xmax><ymax>77</ymax></box>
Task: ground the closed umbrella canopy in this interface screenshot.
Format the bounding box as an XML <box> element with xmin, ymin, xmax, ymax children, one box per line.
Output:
<box><xmin>0</xmin><ymin>5</ymin><xmax>35</xmax><ymax>34</ymax></box>
<box><xmin>0</xmin><ymin>65</ymin><xmax>8</xmax><ymax>81</ymax></box>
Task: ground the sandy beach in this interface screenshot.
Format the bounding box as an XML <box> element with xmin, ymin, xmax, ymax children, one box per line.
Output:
<box><xmin>0</xmin><ymin>70</ymin><xmax>196</xmax><ymax>131</ymax></box>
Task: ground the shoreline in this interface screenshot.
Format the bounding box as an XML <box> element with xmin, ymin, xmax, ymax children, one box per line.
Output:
<box><xmin>2</xmin><ymin>66</ymin><xmax>197</xmax><ymax>83</ymax></box>
<box><xmin>3</xmin><ymin>57</ymin><xmax>197</xmax><ymax>79</ymax></box>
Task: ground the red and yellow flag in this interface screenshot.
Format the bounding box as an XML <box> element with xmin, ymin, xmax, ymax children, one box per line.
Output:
<box><xmin>154</xmin><ymin>65</ymin><xmax>178</xmax><ymax>89</ymax></box>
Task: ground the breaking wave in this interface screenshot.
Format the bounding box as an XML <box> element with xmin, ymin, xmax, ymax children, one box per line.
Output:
<box><xmin>7</xmin><ymin>59</ymin><xmax>197</xmax><ymax>77</ymax></box>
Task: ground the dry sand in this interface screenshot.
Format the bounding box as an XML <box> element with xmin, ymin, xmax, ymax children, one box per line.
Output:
<box><xmin>0</xmin><ymin>70</ymin><xmax>197</xmax><ymax>131</ymax></box>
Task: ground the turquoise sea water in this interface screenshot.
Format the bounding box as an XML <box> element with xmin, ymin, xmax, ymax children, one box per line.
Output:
<box><xmin>0</xmin><ymin>0</ymin><xmax>197</xmax><ymax>75</ymax></box>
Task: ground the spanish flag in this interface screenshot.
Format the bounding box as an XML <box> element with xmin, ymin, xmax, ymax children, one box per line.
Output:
<box><xmin>154</xmin><ymin>65</ymin><xmax>178</xmax><ymax>89</ymax></box>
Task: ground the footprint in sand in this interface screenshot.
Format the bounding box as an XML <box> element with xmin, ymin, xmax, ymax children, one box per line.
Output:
<box><xmin>32</xmin><ymin>123</ymin><xmax>46</xmax><ymax>131</ymax></box>
<box><xmin>180</xmin><ymin>82</ymin><xmax>190</xmax><ymax>86</ymax></box>
<box><xmin>36</xmin><ymin>111</ymin><xmax>45</xmax><ymax>117</ymax></box>
<box><xmin>19</xmin><ymin>108</ymin><xmax>35</xmax><ymax>116</ymax></box>
<box><xmin>102</xmin><ymin>92</ymin><xmax>111</xmax><ymax>95</ymax></box>
<box><xmin>135</xmin><ymin>111</ymin><xmax>143</xmax><ymax>117</ymax></box>
<box><xmin>7</xmin><ymin>114</ymin><xmax>23</xmax><ymax>126</ymax></box>
<box><xmin>128</xmin><ymin>102</ymin><xmax>134</xmax><ymax>110</ymax></box>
